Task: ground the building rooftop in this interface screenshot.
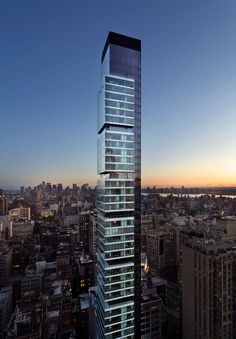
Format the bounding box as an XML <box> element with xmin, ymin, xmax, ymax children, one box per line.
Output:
<box><xmin>16</xmin><ymin>312</ymin><xmax>31</xmax><ymax>323</ymax></box>
<box><xmin>185</xmin><ymin>237</ymin><xmax>236</xmax><ymax>255</ymax></box>
<box><xmin>51</xmin><ymin>280</ymin><xmax>63</xmax><ymax>295</ymax></box>
<box><xmin>220</xmin><ymin>216</ymin><xmax>236</xmax><ymax>221</ymax></box>
<box><xmin>0</xmin><ymin>287</ymin><xmax>11</xmax><ymax>302</ymax></box>
<box><xmin>79</xmin><ymin>294</ymin><xmax>90</xmax><ymax>310</ymax></box>
<box><xmin>79</xmin><ymin>254</ymin><xmax>93</xmax><ymax>264</ymax></box>
<box><xmin>102</xmin><ymin>31</ymin><xmax>141</xmax><ymax>63</ymax></box>
<box><xmin>46</xmin><ymin>310</ymin><xmax>59</xmax><ymax>319</ymax></box>
<box><xmin>141</xmin><ymin>293</ymin><xmax>161</xmax><ymax>304</ymax></box>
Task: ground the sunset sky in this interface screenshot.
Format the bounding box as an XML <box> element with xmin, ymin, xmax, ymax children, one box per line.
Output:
<box><xmin>1</xmin><ymin>0</ymin><xmax>236</xmax><ymax>188</ymax></box>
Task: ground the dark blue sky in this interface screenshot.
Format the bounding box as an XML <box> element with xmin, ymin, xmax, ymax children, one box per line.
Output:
<box><xmin>1</xmin><ymin>0</ymin><xmax>236</xmax><ymax>188</ymax></box>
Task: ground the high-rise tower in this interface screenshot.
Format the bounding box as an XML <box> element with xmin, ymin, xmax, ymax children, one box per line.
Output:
<box><xmin>97</xmin><ymin>32</ymin><xmax>141</xmax><ymax>338</ymax></box>
<box><xmin>181</xmin><ymin>235</ymin><xmax>235</xmax><ymax>339</ymax></box>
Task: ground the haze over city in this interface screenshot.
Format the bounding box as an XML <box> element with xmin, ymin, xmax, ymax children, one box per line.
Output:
<box><xmin>1</xmin><ymin>0</ymin><xmax>236</xmax><ymax>188</ymax></box>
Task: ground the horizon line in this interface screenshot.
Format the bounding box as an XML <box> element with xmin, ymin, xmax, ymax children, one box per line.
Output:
<box><xmin>1</xmin><ymin>183</ymin><xmax>236</xmax><ymax>190</ymax></box>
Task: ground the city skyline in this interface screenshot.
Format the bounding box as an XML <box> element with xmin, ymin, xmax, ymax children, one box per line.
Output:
<box><xmin>1</xmin><ymin>0</ymin><xmax>236</xmax><ymax>188</ymax></box>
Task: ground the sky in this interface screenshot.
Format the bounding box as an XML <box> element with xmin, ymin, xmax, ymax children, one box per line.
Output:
<box><xmin>1</xmin><ymin>0</ymin><xmax>236</xmax><ymax>188</ymax></box>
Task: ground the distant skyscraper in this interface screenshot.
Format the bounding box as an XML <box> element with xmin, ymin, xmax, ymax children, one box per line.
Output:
<box><xmin>97</xmin><ymin>32</ymin><xmax>141</xmax><ymax>338</ymax></box>
<box><xmin>20</xmin><ymin>186</ymin><xmax>25</xmax><ymax>196</ymax></box>
<box><xmin>0</xmin><ymin>196</ymin><xmax>8</xmax><ymax>216</ymax></box>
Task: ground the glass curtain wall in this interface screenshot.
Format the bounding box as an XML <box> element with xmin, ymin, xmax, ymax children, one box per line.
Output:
<box><xmin>97</xmin><ymin>32</ymin><xmax>141</xmax><ymax>339</ymax></box>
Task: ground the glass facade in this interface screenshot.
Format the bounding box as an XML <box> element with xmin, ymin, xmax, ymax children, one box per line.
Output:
<box><xmin>97</xmin><ymin>32</ymin><xmax>141</xmax><ymax>339</ymax></box>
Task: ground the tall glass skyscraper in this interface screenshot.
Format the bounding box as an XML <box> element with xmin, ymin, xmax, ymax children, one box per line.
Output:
<box><xmin>97</xmin><ymin>32</ymin><xmax>141</xmax><ymax>339</ymax></box>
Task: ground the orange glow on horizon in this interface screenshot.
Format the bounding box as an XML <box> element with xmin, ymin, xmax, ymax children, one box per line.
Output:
<box><xmin>141</xmin><ymin>156</ymin><xmax>236</xmax><ymax>188</ymax></box>
<box><xmin>142</xmin><ymin>173</ymin><xmax>236</xmax><ymax>188</ymax></box>
<box><xmin>35</xmin><ymin>160</ymin><xmax>236</xmax><ymax>189</ymax></box>
<box><xmin>40</xmin><ymin>176</ymin><xmax>236</xmax><ymax>189</ymax></box>
<box><xmin>141</xmin><ymin>181</ymin><xmax>236</xmax><ymax>188</ymax></box>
